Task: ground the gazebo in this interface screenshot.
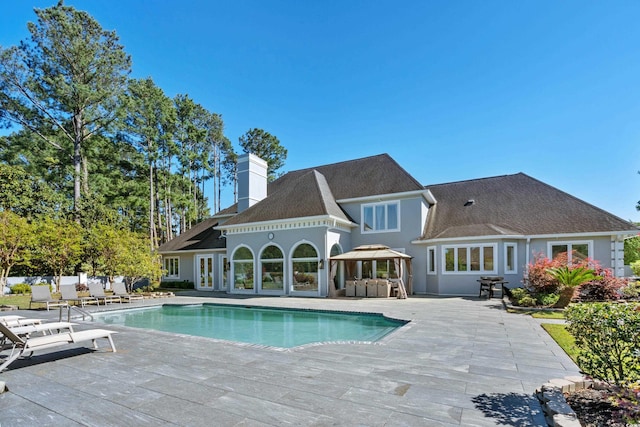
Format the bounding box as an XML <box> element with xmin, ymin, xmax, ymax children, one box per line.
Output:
<box><xmin>329</xmin><ymin>244</ymin><xmax>413</xmax><ymax>299</ymax></box>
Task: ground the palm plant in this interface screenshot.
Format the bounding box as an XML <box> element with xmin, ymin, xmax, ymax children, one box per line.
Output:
<box><xmin>547</xmin><ymin>265</ymin><xmax>599</xmax><ymax>308</ymax></box>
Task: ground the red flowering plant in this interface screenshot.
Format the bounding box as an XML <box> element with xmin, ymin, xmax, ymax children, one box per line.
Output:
<box><xmin>577</xmin><ymin>262</ymin><xmax>626</xmax><ymax>302</ymax></box>
<box><xmin>523</xmin><ymin>252</ymin><xmax>568</xmax><ymax>294</ymax></box>
<box><xmin>521</xmin><ymin>251</ymin><xmax>623</xmax><ymax>307</ymax></box>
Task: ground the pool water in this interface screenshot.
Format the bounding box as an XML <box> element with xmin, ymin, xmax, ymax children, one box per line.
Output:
<box><xmin>93</xmin><ymin>304</ymin><xmax>406</xmax><ymax>348</ymax></box>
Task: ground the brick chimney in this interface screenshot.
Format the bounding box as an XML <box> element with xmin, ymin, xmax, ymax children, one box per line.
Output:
<box><xmin>237</xmin><ymin>153</ymin><xmax>268</xmax><ymax>213</ymax></box>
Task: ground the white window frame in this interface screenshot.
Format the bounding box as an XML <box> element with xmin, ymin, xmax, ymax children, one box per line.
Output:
<box><xmin>547</xmin><ymin>240</ymin><xmax>593</xmax><ymax>264</ymax></box>
<box><xmin>427</xmin><ymin>246</ymin><xmax>436</xmax><ymax>275</ymax></box>
<box><xmin>441</xmin><ymin>243</ymin><xmax>498</xmax><ymax>275</ymax></box>
<box><xmin>231</xmin><ymin>246</ymin><xmax>255</xmax><ymax>292</ymax></box>
<box><xmin>361</xmin><ymin>201</ymin><xmax>400</xmax><ymax>233</ymax></box>
<box><xmin>163</xmin><ymin>256</ymin><xmax>180</xmax><ymax>279</ymax></box>
<box><xmin>504</xmin><ymin>243</ymin><xmax>517</xmax><ymax>274</ymax></box>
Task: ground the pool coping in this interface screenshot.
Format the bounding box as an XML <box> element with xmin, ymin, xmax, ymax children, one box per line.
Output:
<box><xmin>88</xmin><ymin>301</ymin><xmax>413</xmax><ymax>351</ymax></box>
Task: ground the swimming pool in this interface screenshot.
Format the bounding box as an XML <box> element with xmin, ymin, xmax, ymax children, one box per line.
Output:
<box><xmin>93</xmin><ymin>304</ymin><xmax>407</xmax><ymax>348</ymax></box>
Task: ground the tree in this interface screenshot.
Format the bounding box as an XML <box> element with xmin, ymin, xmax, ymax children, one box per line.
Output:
<box><xmin>0</xmin><ymin>163</ymin><xmax>63</xmax><ymax>217</ymax></box>
<box><xmin>625</xmin><ymin>236</ymin><xmax>640</xmax><ymax>265</ymax></box>
<box><xmin>238</xmin><ymin>128</ymin><xmax>287</xmax><ymax>181</ymax></box>
<box><xmin>0</xmin><ymin>4</ymin><xmax>131</xmax><ymax>216</ymax></box>
<box><xmin>123</xmin><ymin>77</ymin><xmax>175</xmax><ymax>249</ymax></box>
<box><xmin>0</xmin><ymin>211</ymin><xmax>34</xmax><ymax>287</ymax></box>
<box><xmin>221</xmin><ymin>148</ymin><xmax>238</xmax><ymax>203</ymax></box>
<box><xmin>173</xmin><ymin>94</ymin><xmax>212</xmax><ymax>229</ymax></box>
<box><xmin>115</xmin><ymin>231</ymin><xmax>162</xmax><ymax>292</ymax></box>
<box><xmin>34</xmin><ymin>217</ymin><xmax>83</xmax><ymax>290</ymax></box>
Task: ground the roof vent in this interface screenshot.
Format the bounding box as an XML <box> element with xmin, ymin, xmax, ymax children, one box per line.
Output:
<box><xmin>464</xmin><ymin>199</ymin><xmax>475</xmax><ymax>207</ymax></box>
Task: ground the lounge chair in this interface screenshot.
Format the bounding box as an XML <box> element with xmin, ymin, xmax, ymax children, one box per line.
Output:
<box><xmin>1</xmin><ymin>321</ymin><xmax>76</xmax><ymax>350</ymax></box>
<box><xmin>111</xmin><ymin>282</ymin><xmax>144</xmax><ymax>302</ymax></box>
<box><xmin>0</xmin><ymin>315</ymin><xmax>24</xmax><ymax>324</ymax></box>
<box><xmin>1</xmin><ymin>317</ymin><xmax>43</xmax><ymax>327</ymax></box>
<box><xmin>29</xmin><ymin>285</ymin><xmax>69</xmax><ymax>311</ymax></box>
<box><xmin>60</xmin><ymin>284</ymin><xmax>98</xmax><ymax>308</ymax></box>
<box><xmin>10</xmin><ymin>322</ymin><xmax>76</xmax><ymax>336</ymax></box>
<box><xmin>0</xmin><ymin>322</ymin><xmax>117</xmax><ymax>373</ymax></box>
<box><xmin>88</xmin><ymin>283</ymin><xmax>121</xmax><ymax>305</ymax></box>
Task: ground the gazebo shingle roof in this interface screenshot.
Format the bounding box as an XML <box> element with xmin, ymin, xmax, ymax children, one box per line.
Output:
<box><xmin>420</xmin><ymin>173</ymin><xmax>637</xmax><ymax>240</ymax></box>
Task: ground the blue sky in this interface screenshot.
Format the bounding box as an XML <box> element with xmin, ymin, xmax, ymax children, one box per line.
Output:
<box><xmin>2</xmin><ymin>1</ymin><xmax>639</xmax><ymax>223</ymax></box>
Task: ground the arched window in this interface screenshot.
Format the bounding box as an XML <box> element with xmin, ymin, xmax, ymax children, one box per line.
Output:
<box><xmin>260</xmin><ymin>245</ymin><xmax>284</xmax><ymax>291</ymax></box>
<box><xmin>233</xmin><ymin>247</ymin><xmax>254</xmax><ymax>290</ymax></box>
<box><xmin>292</xmin><ymin>243</ymin><xmax>318</xmax><ymax>292</ymax></box>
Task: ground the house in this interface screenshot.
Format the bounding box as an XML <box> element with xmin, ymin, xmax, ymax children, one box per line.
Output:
<box><xmin>158</xmin><ymin>153</ymin><xmax>638</xmax><ymax>296</ymax></box>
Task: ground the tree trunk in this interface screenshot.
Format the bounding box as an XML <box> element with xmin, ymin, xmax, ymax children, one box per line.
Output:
<box><xmin>148</xmin><ymin>153</ymin><xmax>156</xmax><ymax>250</ymax></box>
<box><xmin>554</xmin><ymin>286</ymin><xmax>577</xmax><ymax>308</ymax></box>
<box><xmin>73</xmin><ymin>135</ymin><xmax>82</xmax><ymax>218</ymax></box>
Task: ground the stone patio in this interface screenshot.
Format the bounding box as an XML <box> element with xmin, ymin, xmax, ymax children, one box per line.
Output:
<box><xmin>0</xmin><ymin>294</ymin><xmax>579</xmax><ymax>426</ymax></box>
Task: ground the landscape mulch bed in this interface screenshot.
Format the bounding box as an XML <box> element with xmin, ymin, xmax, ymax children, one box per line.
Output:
<box><xmin>566</xmin><ymin>387</ymin><xmax>638</xmax><ymax>427</ymax></box>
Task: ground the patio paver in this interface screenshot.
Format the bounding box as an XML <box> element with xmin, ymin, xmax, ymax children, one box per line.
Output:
<box><xmin>0</xmin><ymin>295</ymin><xmax>578</xmax><ymax>426</ymax></box>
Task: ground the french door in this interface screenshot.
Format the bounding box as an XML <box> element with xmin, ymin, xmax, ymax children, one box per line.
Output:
<box><xmin>196</xmin><ymin>255</ymin><xmax>214</xmax><ymax>290</ymax></box>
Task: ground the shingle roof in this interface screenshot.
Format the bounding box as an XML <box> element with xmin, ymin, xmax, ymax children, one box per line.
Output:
<box><xmin>268</xmin><ymin>153</ymin><xmax>424</xmax><ymax>200</ymax></box>
<box><xmin>156</xmin><ymin>217</ymin><xmax>226</xmax><ymax>252</ymax></box>
<box><xmin>223</xmin><ymin>169</ymin><xmax>352</xmax><ymax>225</ymax></box>
<box><xmin>222</xmin><ymin>153</ymin><xmax>423</xmax><ymax>226</ymax></box>
<box><xmin>420</xmin><ymin>173</ymin><xmax>638</xmax><ymax>240</ymax></box>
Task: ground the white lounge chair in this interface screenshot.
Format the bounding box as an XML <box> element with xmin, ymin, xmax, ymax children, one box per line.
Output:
<box><xmin>111</xmin><ymin>282</ymin><xmax>144</xmax><ymax>302</ymax></box>
<box><xmin>0</xmin><ymin>315</ymin><xmax>24</xmax><ymax>324</ymax></box>
<box><xmin>88</xmin><ymin>283</ymin><xmax>121</xmax><ymax>305</ymax></box>
<box><xmin>29</xmin><ymin>285</ymin><xmax>69</xmax><ymax>311</ymax></box>
<box><xmin>0</xmin><ymin>322</ymin><xmax>117</xmax><ymax>373</ymax></box>
<box><xmin>1</xmin><ymin>317</ymin><xmax>43</xmax><ymax>327</ymax></box>
<box><xmin>9</xmin><ymin>322</ymin><xmax>76</xmax><ymax>336</ymax></box>
<box><xmin>60</xmin><ymin>284</ymin><xmax>98</xmax><ymax>307</ymax></box>
<box><xmin>0</xmin><ymin>321</ymin><xmax>76</xmax><ymax>351</ymax></box>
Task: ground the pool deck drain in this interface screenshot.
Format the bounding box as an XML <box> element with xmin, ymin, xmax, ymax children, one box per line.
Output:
<box><xmin>0</xmin><ymin>294</ymin><xmax>577</xmax><ymax>426</ymax></box>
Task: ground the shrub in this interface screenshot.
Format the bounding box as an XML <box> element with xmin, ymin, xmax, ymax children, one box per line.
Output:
<box><xmin>632</xmin><ymin>260</ymin><xmax>640</xmax><ymax>277</ymax></box>
<box><xmin>524</xmin><ymin>253</ymin><xmax>563</xmax><ymax>294</ymax></box>
<box><xmin>622</xmin><ymin>281</ymin><xmax>640</xmax><ymax>300</ymax></box>
<box><xmin>76</xmin><ymin>284</ymin><xmax>88</xmax><ymax>292</ymax></box>
<box><xmin>536</xmin><ymin>292</ymin><xmax>560</xmax><ymax>307</ymax></box>
<box><xmin>565</xmin><ymin>302</ymin><xmax>640</xmax><ymax>387</ymax></box>
<box><xmin>160</xmin><ymin>280</ymin><xmax>194</xmax><ymax>289</ymax></box>
<box><xmin>510</xmin><ymin>287</ymin><xmax>538</xmax><ymax>307</ymax></box>
<box><xmin>10</xmin><ymin>283</ymin><xmax>31</xmax><ymax>294</ymax></box>
<box><xmin>577</xmin><ymin>268</ymin><xmax>626</xmax><ymax>302</ymax></box>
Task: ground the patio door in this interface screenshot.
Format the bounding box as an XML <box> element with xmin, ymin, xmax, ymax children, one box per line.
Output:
<box><xmin>196</xmin><ymin>255</ymin><xmax>214</xmax><ymax>290</ymax></box>
<box><xmin>219</xmin><ymin>256</ymin><xmax>228</xmax><ymax>291</ymax></box>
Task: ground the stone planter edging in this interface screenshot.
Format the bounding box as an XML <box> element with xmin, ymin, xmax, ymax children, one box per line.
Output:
<box><xmin>536</xmin><ymin>376</ymin><xmax>595</xmax><ymax>427</ymax></box>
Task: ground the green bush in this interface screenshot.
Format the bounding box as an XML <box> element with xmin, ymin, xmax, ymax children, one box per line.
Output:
<box><xmin>161</xmin><ymin>280</ymin><xmax>194</xmax><ymax>289</ymax></box>
<box><xmin>510</xmin><ymin>287</ymin><xmax>538</xmax><ymax>307</ymax></box>
<box><xmin>632</xmin><ymin>260</ymin><xmax>640</xmax><ymax>277</ymax></box>
<box><xmin>622</xmin><ymin>281</ymin><xmax>640</xmax><ymax>300</ymax></box>
<box><xmin>565</xmin><ymin>302</ymin><xmax>640</xmax><ymax>386</ymax></box>
<box><xmin>10</xmin><ymin>283</ymin><xmax>32</xmax><ymax>294</ymax></box>
<box><xmin>536</xmin><ymin>292</ymin><xmax>560</xmax><ymax>307</ymax></box>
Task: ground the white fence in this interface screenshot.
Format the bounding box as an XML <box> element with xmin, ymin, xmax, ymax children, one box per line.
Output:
<box><xmin>3</xmin><ymin>275</ymin><xmax>124</xmax><ymax>294</ymax></box>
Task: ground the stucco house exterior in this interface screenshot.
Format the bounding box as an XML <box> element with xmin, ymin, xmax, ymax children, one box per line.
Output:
<box><xmin>158</xmin><ymin>153</ymin><xmax>638</xmax><ymax>297</ymax></box>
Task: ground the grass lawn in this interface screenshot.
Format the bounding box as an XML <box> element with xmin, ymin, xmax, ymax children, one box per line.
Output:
<box><xmin>0</xmin><ymin>294</ymin><xmax>32</xmax><ymax>310</ymax></box>
<box><xmin>541</xmin><ymin>323</ymin><xmax>580</xmax><ymax>364</ymax></box>
<box><xmin>507</xmin><ymin>308</ymin><xmax>565</xmax><ymax>319</ymax></box>
<box><xmin>531</xmin><ymin>311</ymin><xmax>565</xmax><ymax>319</ymax></box>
